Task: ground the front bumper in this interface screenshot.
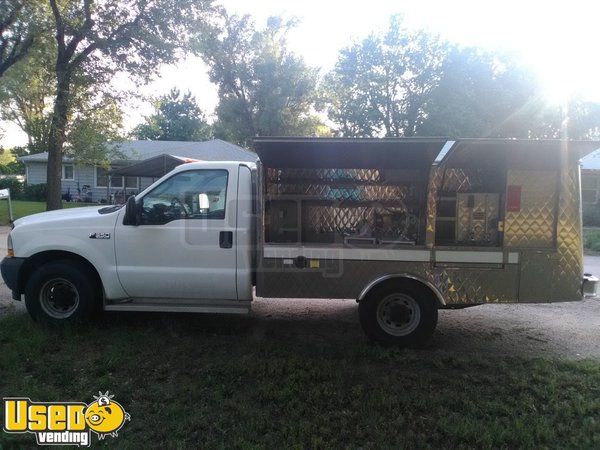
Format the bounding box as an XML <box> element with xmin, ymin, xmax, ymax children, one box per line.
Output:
<box><xmin>1</xmin><ymin>257</ymin><xmax>26</xmax><ymax>300</ymax></box>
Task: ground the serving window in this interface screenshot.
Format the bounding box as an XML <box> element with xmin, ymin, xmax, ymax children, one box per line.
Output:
<box><xmin>264</xmin><ymin>168</ymin><xmax>429</xmax><ymax>246</ymax></box>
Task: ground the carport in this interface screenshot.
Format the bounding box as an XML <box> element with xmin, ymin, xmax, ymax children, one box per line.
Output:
<box><xmin>107</xmin><ymin>154</ymin><xmax>199</xmax><ymax>203</ymax></box>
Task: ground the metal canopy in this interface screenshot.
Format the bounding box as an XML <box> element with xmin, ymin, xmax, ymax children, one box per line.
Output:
<box><xmin>254</xmin><ymin>137</ymin><xmax>449</xmax><ymax>169</ymax></box>
<box><xmin>439</xmin><ymin>139</ymin><xmax>600</xmax><ymax>169</ymax></box>
<box><xmin>110</xmin><ymin>154</ymin><xmax>199</xmax><ymax>178</ymax></box>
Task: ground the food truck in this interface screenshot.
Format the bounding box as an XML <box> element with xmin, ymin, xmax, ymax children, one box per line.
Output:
<box><xmin>2</xmin><ymin>138</ymin><xmax>598</xmax><ymax>345</ymax></box>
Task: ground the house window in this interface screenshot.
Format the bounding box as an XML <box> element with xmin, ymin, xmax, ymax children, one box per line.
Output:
<box><xmin>95</xmin><ymin>167</ymin><xmax>109</xmax><ymax>187</ymax></box>
<box><xmin>582</xmin><ymin>174</ymin><xmax>599</xmax><ymax>205</ymax></box>
<box><xmin>95</xmin><ymin>166</ymin><xmax>138</xmax><ymax>189</ymax></box>
<box><xmin>125</xmin><ymin>176</ymin><xmax>139</xmax><ymax>189</ymax></box>
<box><xmin>62</xmin><ymin>164</ymin><xmax>74</xmax><ymax>180</ymax></box>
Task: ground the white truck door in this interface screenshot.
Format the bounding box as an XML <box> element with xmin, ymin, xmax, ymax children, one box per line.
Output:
<box><xmin>114</xmin><ymin>167</ymin><xmax>238</xmax><ymax>300</ymax></box>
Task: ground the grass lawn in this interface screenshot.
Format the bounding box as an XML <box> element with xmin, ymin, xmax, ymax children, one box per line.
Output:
<box><xmin>0</xmin><ymin>200</ymin><xmax>97</xmax><ymax>224</ymax></box>
<box><xmin>1</xmin><ymin>312</ymin><xmax>599</xmax><ymax>448</ymax></box>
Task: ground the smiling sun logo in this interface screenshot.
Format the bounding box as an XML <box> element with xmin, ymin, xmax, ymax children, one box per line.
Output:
<box><xmin>3</xmin><ymin>391</ymin><xmax>131</xmax><ymax>446</ymax></box>
<box><xmin>84</xmin><ymin>392</ymin><xmax>130</xmax><ymax>440</ymax></box>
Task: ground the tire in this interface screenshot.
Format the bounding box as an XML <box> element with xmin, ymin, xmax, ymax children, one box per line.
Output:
<box><xmin>24</xmin><ymin>260</ymin><xmax>101</xmax><ymax>324</ymax></box>
<box><xmin>358</xmin><ymin>281</ymin><xmax>438</xmax><ymax>346</ymax></box>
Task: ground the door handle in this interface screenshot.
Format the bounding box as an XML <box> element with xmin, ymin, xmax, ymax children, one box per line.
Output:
<box><xmin>219</xmin><ymin>231</ymin><xmax>233</xmax><ymax>248</ymax></box>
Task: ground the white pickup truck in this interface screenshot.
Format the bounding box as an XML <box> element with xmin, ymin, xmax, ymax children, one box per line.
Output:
<box><xmin>2</xmin><ymin>138</ymin><xmax>597</xmax><ymax>346</ymax></box>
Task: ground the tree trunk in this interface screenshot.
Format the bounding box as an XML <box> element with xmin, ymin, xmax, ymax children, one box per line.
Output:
<box><xmin>46</xmin><ymin>68</ymin><xmax>71</xmax><ymax>210</ymax></box>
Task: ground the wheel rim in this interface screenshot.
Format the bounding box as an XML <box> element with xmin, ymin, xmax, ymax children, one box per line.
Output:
<box><xmin>39</xmin><ymin>278</ymin><xmax>79</xmax><ymax>319</ymax></box>
<box><xmin>376</xmin><ymin>293</ymin><xmax>421</xmax><ymax>336</ymax></box>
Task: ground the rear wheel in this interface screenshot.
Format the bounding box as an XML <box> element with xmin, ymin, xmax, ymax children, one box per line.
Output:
<box><xmin>25</xmin><ymin>260</ymin><xmax>101</xmax><ymax>324</ymax></box>
<box><xmin>359</xmin><ymin>281</ymin><xmax>438</xmax><ymax>346</ymax></box>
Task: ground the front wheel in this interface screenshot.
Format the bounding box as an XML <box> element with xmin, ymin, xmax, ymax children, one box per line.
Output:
<box><xmin>358</xmin><ymin>282</ymin><xmax>438</xmax><ymax>346</ymax></box>
<box><xmin>25</xmin><ymin>260</ymin><xmax>101</xmax><ymax>324</ymax></box>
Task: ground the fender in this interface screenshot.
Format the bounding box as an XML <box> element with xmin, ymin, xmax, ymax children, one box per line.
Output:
<box><xmin>357</xmin><ymin>273</ymin><xmax>446</xmax><ymax>306</ymax></box>
<box><xmin>13</xmin><ymin>229</ymin><xmax>128</xmax><ymax>301</ymax></box>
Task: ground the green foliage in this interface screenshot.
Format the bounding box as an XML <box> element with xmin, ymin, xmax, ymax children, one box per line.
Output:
<box><xmin>0</xmin><ymin>178</ymin><xmax>46</xmax><ymax>201</ymax></box>
<box><xmin>66</xmin><ymin>96</ymin><xmax>124</xmax><ymax>165</ymax></box>
<box><xmin>21</xmin><ymin>183</ymin><xmax>46</xmax><ymax>201</ymax></box>
<box><xmin>0</xmin><ymin>147</ymin><xmax>24</xmax><ymax>174</ymax></box>
<box><xmin>0</xmin><ymin>177</ymin><xmax>23</xmax><ymax>198</ymax></box>
<box><xmin>419</xmin><ymin>47</ymin><xmax>542</xmax><ymax>138</ymax></box>
<box><xmin>321</xmin><ymin>16</ymin><xmax>600</xmax><ymax>139</ymax></box>
<box><xmin>321</xmin><ymin>15</ymin><xmax>444</xmax><ymax>137</ymax></box>
<box><xmin>0</xmin><ymin>11</ymin><xmax>53</xmax><ymax>153</ymax></box>
<box><xmin>0</xmin><ymin>0</ymin><xmax>43</xmax><ymax>77</ymax></box>
<box><xmin>41</xmin><ymin>0</ymin><xmax>216</xmax><ymax>209</ymax></box>
<box><xmin>134</xmin><ymin>88</ymin><xmax>212</xmax><ymax>141</ymax></box>
<box><xmin>196</xmin><ymin>14</ymin><xmax>328</xmax><ymax>147</ymax></box>
<box><xmin>583</xmin><ymin>204</ymin><xmax>600</xmax><ymax>227</ymax></box>
<box><xmin>584</xmin><ymin>231</ymin><xmax>600</xmax><ymax>252</ymax></box>
<box><xmin>0</xmin><ymin>30</ymin><xmax>125</xmax><ymax>159</ymax></box>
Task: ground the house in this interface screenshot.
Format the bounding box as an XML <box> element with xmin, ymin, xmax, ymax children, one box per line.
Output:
<box><xmin>581</xmin><ymin>149</ymin><xmax>600</xmax><ymax>206</ymax></box>
<box><xmin>20</xmin><ymin>139</ymin><xmax>257</xmax><ymax>203</ymax></box>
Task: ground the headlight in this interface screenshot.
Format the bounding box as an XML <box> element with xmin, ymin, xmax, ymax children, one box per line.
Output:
<box><xmin>7</xmin><ymin>233</ymin><xmax>13</xmax><ymax>257</ymax></box>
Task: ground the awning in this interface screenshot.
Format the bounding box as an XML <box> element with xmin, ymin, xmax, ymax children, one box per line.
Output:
<box><xmin>110</xmin><ymin>154</ymin><xmax>199</xmax><ymax>178</ymax></box>
<box><xmin>254</xmin><ymin>137</ymin><xmax>449</xmax><ymax>169</ymax></box>
<box><xmin>439</xmin><ymin>139</ymin><xmax>600</xmax><ymax>170</ymax></box>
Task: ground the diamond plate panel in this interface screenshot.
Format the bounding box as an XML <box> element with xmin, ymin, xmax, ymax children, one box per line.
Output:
<box><xmin>552</xmin><ymin>165</ymin><xmax>583</xmax><ymax>299</ymax></box>
<box><xmin>267</xmin><ymin>183</ymin><xmax>412</xmax><ymax>201</ymax></box>
<box><xmin>257</xmin><ymin>259</ymin><xmax>519</xmax><ymax>304</ymax></box>
<box><xmin>504</xmin><ymin>170</ymin><xmax>557</xmax><ymax>248</ymax></box>
<box><xmin>441</xmin><ymin>168</ymin><xmax>481</xmax><ymax>192</ymax></box>
<box><xmin>267</xmin><ymin>168</ymin><xmax>382</xmax><ymax>183</ymax></box>
<box><xmin>426</xmin><ymin>167</ymin><xmax>443</xmax><ymax>247</ymax></box>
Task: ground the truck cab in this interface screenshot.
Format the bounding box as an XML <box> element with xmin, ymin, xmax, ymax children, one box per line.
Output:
<box><xmin>1</xmin><ymin>161</ymin><xmax>256</xmax><ymax>322</ymax></box>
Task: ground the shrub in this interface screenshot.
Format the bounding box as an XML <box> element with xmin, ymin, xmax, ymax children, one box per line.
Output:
<box><xmin>584</xmin><ymin>230</ymin><xmax>600</xmax><ymax>252</ymax></box>
<box><xmin>21</xmin><ymin>183</ymin><xmax>47</xmax><ymax>201</ymax></box>
<box><xmin>0</xmin><ymin>178</ymin><xmax>24</xmax><ymax>198</ymax></box>
<box><xmin>583</xmin><ymin>204</ymin><xmax>600</xmax><ymax>227</ymax></box>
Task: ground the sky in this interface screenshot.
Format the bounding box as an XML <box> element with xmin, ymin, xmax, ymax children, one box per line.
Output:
<box><xmin>2</xmin><ymin>0</ymin><xmax>599</xmax><ymax>147</ymax></box>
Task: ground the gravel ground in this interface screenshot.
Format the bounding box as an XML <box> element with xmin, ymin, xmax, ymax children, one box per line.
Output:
<box><xmin>1</xmin><ymin>225</ymin><xmax>599</xmax><ymax>359</ymax></box>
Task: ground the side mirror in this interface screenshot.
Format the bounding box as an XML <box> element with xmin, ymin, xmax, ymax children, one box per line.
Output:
<box><xmin>198</xmin><ymin>193</ymin><xmax>210</xmax><ymax>213</ymax></box>
<box><xmin>123</xmin><ymin>195</ymin><xmax>140</xmax><ymax>226</ymax></box>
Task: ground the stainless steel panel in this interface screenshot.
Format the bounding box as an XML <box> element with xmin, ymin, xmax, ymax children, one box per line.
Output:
<box><xmin>517</xmin><ymin>162</ymin><xmax>584</xmax><ymax>302</ymax></box>
<box><xmin>504</xmin><ymin>170</ymin><xmax>557</xmax><ymax>248</ymax></box>
<box><xmin>257</xmin><ymin>259</ymin><xmax>519</xmax><ymax>304</ymax></box>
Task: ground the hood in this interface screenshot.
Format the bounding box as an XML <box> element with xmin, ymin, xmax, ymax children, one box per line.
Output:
<box><xmin>13</xmin><ymin>205</ymin><xmax>118</xmax><ymax>228</ymax></box>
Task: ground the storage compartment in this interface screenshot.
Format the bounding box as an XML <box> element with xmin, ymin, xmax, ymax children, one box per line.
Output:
<box><xmin>264</xmin><ymin>168</ymin><xmax>428</xmax><ymax>246</ymax></box>
<box><xmin>455</xmin><ymin>193</ymin><xmax>500</xmax><ymax>245</ymax></box>
<box><xmin>434</xmin><ymin>168</ymin><xmax>505</xmax><ymax>247</ymax></box>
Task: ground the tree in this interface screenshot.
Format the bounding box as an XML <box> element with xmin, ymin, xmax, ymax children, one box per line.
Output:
<box><xmin>0</xmin><ymin>0</ymin><xmax>41</xmax><ymax>77</ymax></box>
<box><xmin>0</xmin><ymin>39</ymin><xmax>54</xmax><ymax>153</ymax></box>
<box><xmin>0</xmin><ymin>146</ymin><xmax>25</xmax><ymax>174</ymax></box>
<box><xmin>196</xmin><ymin>14</ymin><xmax>327</xmax><ymax>147</ymax></box>
<box><xmin>417</xmin><ymin>47</ymin><xmax>543</xmax><ymax>138</ymax></box>
<box><xmin>133</xmin><ymin>88</ymin><xmax>212</xmax><ymax>141</ymax></box>
<box><xmin>0</xmin><ymin>36</ymin><xmax>125</xmax><ymax>158</ymax></box>
<box><xmin>321</xmin><ymin>15</ymin><xmax>444</xmax><ymax>137</ymax></box>
<box><xmin>43</xmin><ymin>0</ymin><xmax>214</xmax><ymax>210</ymax></box>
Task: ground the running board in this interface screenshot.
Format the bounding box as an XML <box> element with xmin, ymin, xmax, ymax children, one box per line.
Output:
<box><xmin>104</xmin><ymin>300</ymin><xmax>251</xmax><ymax>314</ymax></box>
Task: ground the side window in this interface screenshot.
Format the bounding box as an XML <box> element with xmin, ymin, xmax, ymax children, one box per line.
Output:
<box><xmin>140</xmin><ymin>170</ymin><xmax>228</xmax><ymax>225</ymax></box>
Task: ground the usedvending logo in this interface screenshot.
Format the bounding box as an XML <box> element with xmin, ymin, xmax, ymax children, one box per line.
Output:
<box><xmin>3</xmin><ymin>391</ymin><xmax>130</xmax><ymax>446</ymax></box>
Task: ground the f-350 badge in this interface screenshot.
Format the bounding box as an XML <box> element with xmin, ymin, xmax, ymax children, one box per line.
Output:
<box><xmin>89</xmin><ymin>232</ymin><xmax>111</xmax><ymax>239</ymax></box>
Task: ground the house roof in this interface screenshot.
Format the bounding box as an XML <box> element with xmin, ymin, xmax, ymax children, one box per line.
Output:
<box><xmin>581</xmin><ymin>149</ymin><xmax>600</xmax><ymax>171</ymax></box>
<box><xmin>19</xmin><ymin>139</ymin><xmax>257</xmax><ymax>164</ymax></box>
